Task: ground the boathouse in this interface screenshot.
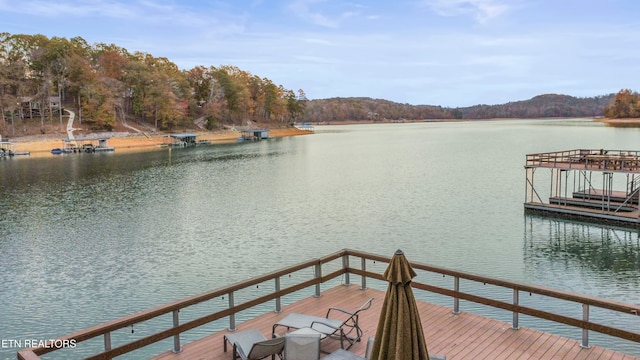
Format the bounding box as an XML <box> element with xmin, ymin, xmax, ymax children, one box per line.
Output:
<box><xmin>295</xmin><ymin>122</ymin><xmax>315</xmax><ymax>132</ymax></box>
<box><xmin>164</xmin><ymin>133</ymin><xmax>197</xmax><ymax>147</ymax></box>
<box><xmin>169</xmin><ymin>133</ymin><xmax>198</xmax><ymax>146</ymax></box>
<box><xmin>164</xmin><ymin>133</ymin><xmax>211</xmax><ymax>147</ymax></box>
<box><xmin>240</xmin><ymin>129</ymin><xmax>269</xmax><ymax>141</ymax></box>
<box><xmin>524</xmin><ymin>149</ymin><xmax>640</xmax><ymax>227</ymax></box>
<box><xmin>61</xmin><ymin>138</ymin><xmax>114</xmax><ymax>153</ymax></box>
<box><xmin>0</xmin><ymin>142</ymin><xmax>29</xmax><ymax>157</ymax></box>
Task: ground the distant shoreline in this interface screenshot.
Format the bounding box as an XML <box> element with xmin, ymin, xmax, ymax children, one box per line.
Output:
<box><xmin>596</xmin><ymin>117</ymin><xmax>640</xmax><ymax>126</ymax></box>
<box><xmin>6</xmin><ymin>117</ymin><xmax>639</xmax><ymax>157</ymax></box>
<box><xmin>8</xmin><ymin>128</ymin><xmax>313</xmax><ymax>157</ymax></box>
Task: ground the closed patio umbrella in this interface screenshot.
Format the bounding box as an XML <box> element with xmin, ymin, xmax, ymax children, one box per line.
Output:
<box><xmin>370</xmin><ymin>249</ymin><xmax>430</xmax><ymax>360</ymax></box>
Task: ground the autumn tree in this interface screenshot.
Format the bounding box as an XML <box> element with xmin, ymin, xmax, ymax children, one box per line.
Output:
<box><xmin>67</xmin><ymin>53</ymin><xmax>95</xmax><ymax>124</ymax></box>
<box><xmin>0</xmin><ymin>32</ymin><xmax>306</xmax><ymax>134</ymax></box>
<box><xmin>604</xmin><ymin>89</ymin><xmax>640</xmax><ymax>118</ymax></box>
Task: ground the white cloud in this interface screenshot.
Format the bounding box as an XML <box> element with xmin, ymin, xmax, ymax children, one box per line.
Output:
<box><xmin>285</xmin><ymin>0</ymin><xmax>379</xmax><ymax>28</ymax></box>
<box><xmin>0</xmin><ymin>0</ymin><xmax>135</xmax><ymax>18</ymax></box>
<box><xmin>421</xmin><ymin>0</ymin><xmax>511</xmax><ymax>23</ymax></box>
<box><xmin>287</xmin><ymin>0</ymin><xmax>339</xmax><ymax>28</ymax></box>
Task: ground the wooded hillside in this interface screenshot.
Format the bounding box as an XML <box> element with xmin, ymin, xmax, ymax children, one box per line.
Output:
<box><xmin>0</xmin><ymin>33</ymin><xmax>306</xmax><ymax>138</ymax></box>
<box><xmin>456</xmin><ymin>94</ymin><xmax>615</xmax><ymax>119</ymax></box>
<box><xmin>1</xmin><ymin>33</ymin><xmax>631</xmax><ymax>139</ymax></box>
<box><xmin>303</xmin><ymin>97</ymin><xmax>452</xmax><ymax>122</ymax></box>
<box><xmin>301</xmin><ymin>94</ymin><xmax>616</xmax><ymax>123</ymax></box>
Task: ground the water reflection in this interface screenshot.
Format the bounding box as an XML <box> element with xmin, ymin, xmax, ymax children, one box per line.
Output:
<box><xmin>524</xmin><ymin>215</ymin><xmax>640</xmax><ymax>299</ymax></box>
<box><xmin>3</xmin><ymin>121</ymin><xmax>640</xmax><ymax>358</ymax></box>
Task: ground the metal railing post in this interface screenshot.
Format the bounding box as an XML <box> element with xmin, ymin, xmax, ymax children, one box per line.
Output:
<box><xmin>275</xmin><ymin>277</ymin><xmax>282</xmax><ymax>313</ymax></box>
<box><xmin>342</xmin><ymin>254</ymin><xmax>350</xmax><ymax>285</ymax></box>
<box><xmin>104</xmin><ymin>332</ymin><xmax>111</xmax><ymax>352</ymax></box>
<box><xmin>228</xmin><ymin>291</ymin><xmax>236</xmax><ymax>331</ymax></box>
<box><xmin>581</xmin><ymin>304</ymin><xmax>590</xmax><ymax>348</ymax></box>
<box><xmin>314</xmin><ymin>262</ymin><xmax>321</xmax><ymax>297</ymax></box>
<box><xmin>453</xmin><ymin>276</ymin><xmax>460</xmax><ymax>314</ymax></box>
<box><xmin>512</xmin><ymin>290</ymin><xmax>520</xmax><ymax>330</ymax></box>
<box><xmin>172</xmin><ymin>310</ymin><xmax>181</xmax><ymax>353</ymax></box>
<box><xmin>361</xmin><ymin>257</ymin><xmax>367</xmax><ymax>290</ymax></box>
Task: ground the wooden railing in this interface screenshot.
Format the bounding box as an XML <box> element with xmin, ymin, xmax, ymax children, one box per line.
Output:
<box><xmin>526</xmin><ymin>149</ymin><xmax>640</xmax><ymax>172</ymax></box>
<box><xmin>17</xmin><ymin>249</ymin><xmax>640</xmax><ymax>359</ymax></box>
<box><xmin>526</xmin><ymin>149</ymin><xmax>586</xmax><ymax>168</ymax></box>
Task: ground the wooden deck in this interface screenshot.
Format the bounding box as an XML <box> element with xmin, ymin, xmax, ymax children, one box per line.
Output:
<box><xmin>152</xmin><ymin>285</ymin><xmax>639</xmax><ymax>360</ymax></box>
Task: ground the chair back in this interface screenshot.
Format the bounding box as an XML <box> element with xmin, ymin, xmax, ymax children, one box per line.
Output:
<box><xmin>284</xmin><ymin>332</ymin><xmax>321</xmax><ymax>360</ymax></box>
<box><xmin>341</xmin><ymin>297</ymin><xmax>374</xmax><ymax>327</ymax></box>
<box><xmin>355</xmin><ymin>298</ymin><xmax>373</xmax><ymax>314</ymax></box>
<box><xmin>246</xmin><ymin>337</ymin><xmax>285</xmax><ymax>360</ymax></box>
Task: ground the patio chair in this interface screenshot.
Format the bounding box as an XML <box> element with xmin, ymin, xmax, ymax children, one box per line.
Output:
<box><xmin>223</xmin><ymin>328</ymin><xmax>285</xmax><ymax>360</ymax></box>
<box><xmin>272</xmin><ymin>298</ymin><xmax>373</xmax><ymax>350</ymax></box>
<box><xmin>284</xmin><ymin>331</ymin><xmax>321</xmax><ymax>360</ymax></box>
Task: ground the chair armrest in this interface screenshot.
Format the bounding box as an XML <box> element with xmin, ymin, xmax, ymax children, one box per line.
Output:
<box><xmin>310</xmin><ymin>320</ymin><xmax>340</xmax><ymax>332</ymax></box>
<box><xmin>326</xmin><ymin>307</ymin><xmax>354</xmax><ymax>318</ymax></box>
<box><xmin>327</xmin><ymin>298</ymin><xmax>374</xmax><ymax>318</ymax></box>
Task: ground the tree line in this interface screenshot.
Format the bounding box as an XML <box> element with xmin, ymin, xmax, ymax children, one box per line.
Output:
<box><xmin>0</xmin><ymin>33</ymin><xmax>306</xmax><ymax>137</ymax></box>
<box><xmin>303</xmin><ymin>97</ymin><xmax>452</xmax><ymax>122</ymax></box>
<box><xmin>456</xmin><ymin>94</ymin><xmax>615</xmax><ymax>119</ymax></box>
<box><xmin>301</xmin><ymin>94</ymin><xmax>617</xmax><ymax>123</ymax></box>
<box><xmin>1</xmin><ymin>32</ymin><xmax>635</xmax><ymax>138</ymax></box>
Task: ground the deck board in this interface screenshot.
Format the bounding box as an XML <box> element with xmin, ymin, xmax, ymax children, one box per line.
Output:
<box><xmin>152</xmin><ymin>285</ymin><xmax>639</xmax><ymax>360</ymax></box>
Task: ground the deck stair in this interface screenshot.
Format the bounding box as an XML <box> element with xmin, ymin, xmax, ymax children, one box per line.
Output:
<box><xmin>573</xmin><ymin>189</ymin><xmax>639</xmax><ymax>205</ymax></box>
<box><xmin>550</xmin><ymin>196</ymin><xmax>636</xmax><ymax>212</ymax></box>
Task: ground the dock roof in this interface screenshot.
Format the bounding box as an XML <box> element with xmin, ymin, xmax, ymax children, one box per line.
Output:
<box><xmin>169</xmin><ymin>133</ymin><xmax>198</xmax><ymax>139</ymax></box>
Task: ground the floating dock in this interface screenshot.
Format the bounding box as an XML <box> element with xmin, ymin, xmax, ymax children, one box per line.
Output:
<box><xmin>524</xmin><ymin>149</ymin><xmax>640</xmax><ymax>227</ymax></box>
<box><xmin>0</xmin><ymin>141</ymin><xmax>30</xmax><ymax>157</ymax></box>
<box><xmin>53</xmin><ymin>138</ymin><xmax>115</xmax><ymax>154</ymax></box>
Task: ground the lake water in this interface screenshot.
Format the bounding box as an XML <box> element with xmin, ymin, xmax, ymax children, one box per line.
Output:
<box><xmin>1</xmin><ymin>119</ymin><xmax>639</xmax><ymax>359</ymax></box>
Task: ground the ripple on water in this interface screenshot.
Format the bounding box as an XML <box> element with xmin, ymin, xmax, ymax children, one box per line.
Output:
<box><xmin>1</xmin><ymin>121</ymin><xmax>640</xmax><ymax>358</ymax></box>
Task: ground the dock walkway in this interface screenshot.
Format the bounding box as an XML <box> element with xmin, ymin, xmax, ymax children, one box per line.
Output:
<box><xmin>153</xmin><ymin>286</ymin><xmax>638</xmax><ymax>360</ymax></box>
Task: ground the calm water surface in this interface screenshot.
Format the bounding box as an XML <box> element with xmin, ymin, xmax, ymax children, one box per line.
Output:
<box><xmin>1</xmin><ymin>119</ymin><xmax>639</xmax><ymax>359</ymax></box>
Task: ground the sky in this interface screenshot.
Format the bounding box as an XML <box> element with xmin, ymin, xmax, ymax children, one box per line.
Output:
<box><xmin>1</xmin><ymin>0</ymin><xmax>639</xmax><ymax>107</ymax></box>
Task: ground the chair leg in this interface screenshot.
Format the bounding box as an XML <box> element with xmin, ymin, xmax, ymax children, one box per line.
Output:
<box><xmin>232</xmin><ymin>344</ymin><xmax>238</xmax><ymax>360</ymax></box>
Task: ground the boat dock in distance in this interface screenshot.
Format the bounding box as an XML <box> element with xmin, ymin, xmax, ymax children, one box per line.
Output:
<box><xmin>237</xmin><ymin>129</ymin><xmax>269</xmax><ymax>141</ymax></box>
<box><xmin>0</xmin><ymin>141</ymin><xmax>30</xmax><ymax>157</ymax></box>
<box><xmin>524</xmin><ymin>149</ymin><xmax>640</xmax><ymax>227</ymax></box>
<box><xmin>51</xmin><ymin>138</ymin><xmax>115</xmax><ymax>154</ymax></box>
<box><xmin>162</xmin><ymin>133</ymin><xmax>211</xmax><ymax>147</ymax></box>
